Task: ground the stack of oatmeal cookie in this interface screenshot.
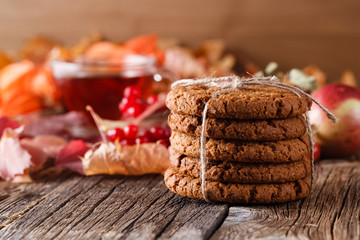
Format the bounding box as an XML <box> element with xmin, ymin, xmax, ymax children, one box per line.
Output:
<box><xmin>164</xmin><ymin>83</ymin><xmax>313</xmax><ymax>204</ymax></box>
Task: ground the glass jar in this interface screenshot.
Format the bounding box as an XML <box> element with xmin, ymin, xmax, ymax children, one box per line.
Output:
<box><xmin>51</xmin><ymin>55</ymin><xmax>167</xmax><ymax>120</ymax></box>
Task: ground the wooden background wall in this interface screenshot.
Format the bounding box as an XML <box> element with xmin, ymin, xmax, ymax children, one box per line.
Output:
<box><xmin>1</xmin><ymin>0</ymin><xmax>359</xmax><ymax>81</ymax></box>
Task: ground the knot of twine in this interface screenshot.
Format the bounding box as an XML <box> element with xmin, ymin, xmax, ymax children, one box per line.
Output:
<box><xmin>171</xmin><ymin>75</ymin><xmax>338</xmax><ymax>202</ymax></box>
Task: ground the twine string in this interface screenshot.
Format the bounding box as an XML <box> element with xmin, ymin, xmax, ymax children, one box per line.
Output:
<box><xmin>200</xmin><ymin>88</ymin><xmax>232</xmax><ymax>202</ymax></box>
<box><xmin>171</xmin><ymin>75</ymin><xmax>337</xmax><ymax>202</ymax></box>
<box><xmin>305</xmin><ymin>111</ymin><xmax>315</xmax><ymax>184</ymax></box>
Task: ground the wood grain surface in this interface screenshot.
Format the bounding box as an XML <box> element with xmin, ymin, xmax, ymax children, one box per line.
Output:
<box><xmin>0</xmin><ymin>169</ymin><xmax>228</xmax><ymax>239</ymax></box>
<box><xmin>1</xmin><ymin>0</ymin><xmax>360</xmax><ymax>80</ymax></box>
<box><xmin>211</xmin><ymin>160</ymin><xmax>360</xmax><ymax>240</ymax></box>
<box><xmin>0</xmin><ymin>157</ymin><xmax>359</xmax><ymax>239</ymax></box>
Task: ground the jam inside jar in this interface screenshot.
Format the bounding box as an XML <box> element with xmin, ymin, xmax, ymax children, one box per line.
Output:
<box><xmin>51</xmin><ymin>55</ymin><xmax>159</xmax><ymax>120</ymax></box>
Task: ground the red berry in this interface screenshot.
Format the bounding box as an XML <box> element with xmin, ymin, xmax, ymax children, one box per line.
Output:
<box><xmin>124</xmin><ymin>124</ymin><xmax>138</xmax><ymax>139</ymax></box>
<box><xmin>313</xmin><ymin>142</ymin><xmax>321</xmax><ymax>162</ymax></box>
<box><xmin>120</xmin><ymin>138</ymin><xmax>135</xmax><ymax>146</ymax></box>
<box><xmin>149</xmin><ymin>126</ymin><xmax>166</xmax><ymax>140</ymax></box>
<box><xmin>146</xmin><ymin>94</ymin><xmax>159</xmax><ymax>105</ymax></box>
<box><xmin>119</xmin><ymin>97</ymin><xmax>131</xmax><ymax>112</ymax></box>
<box><xmin>107</xmin><ymin>128</ymin><xmax>125</xmax><ymax>142</ymax></box>
<box><xmin>139</xmin><ymin>129</ymin><xmax>152</xmax><ymax>138</ymax></box>
<box><xmin>122</xmin><ymin>103</ymin><xmax>146</xmax><ymax>118</ymax></box>
<box><xmin>124</xmin><ymin>86</ymin><xmax>141</xmax><ymax>99</ymax></box>
<box><xmin>158</xmin><ymin>139</ymin><xmax>170</xmax><ymax>148</ymax></box>
<box><xmin>119</xmin><ymin>98</ymin><xmax>144</xmax><ymax>113</ymax></box>
<box><xmin>135</xmin><ymin>135</ymin><xmax>151</xmax><ymax>144</ymax></box>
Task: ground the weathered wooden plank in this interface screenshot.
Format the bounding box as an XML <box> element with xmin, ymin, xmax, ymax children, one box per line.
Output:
<box><xmin>99</xmin><ymin>180</ymin><xmax>187</xmax><ymax>240</ymax></box>
<box><xmin>0</xmin><ymin>168</ymin><xmax>72</xmax><ymax>226</ymax></box>
<box><xmin>0</xmin><ymin>173</ymin><xmax>228</xmax><ymax>240</ymax></box>
<box><xmin>157</xmin><ymin>200</ymin><xmax>228</xmax><ymax>240</ymax></box>
<box><xmin>50</xmin><ymin>175</ymin><xmax>165</xmax><ymax>239</ymax></box>
<box><xmin>65</xmin><ymin>176</ymin><xmax>227</xmax><ymax>240</ymax></box>
<box><xmin>0</xmin><ymin>173</ymin><xmax>104</xmax><ymax>239</ymax></box>
<box><xmin>211</xmin><ymin>159</ymin><xmax>360</xmax><ymax>240</ymax></box>
<box><xmin>21</xmin><ymin>175</ymin><xmax>127</xmax><ymax>239</ymax></box>
<box><xmin>0</xmin><ymin>159</ymin><xmax>358</xmax><ymax>239</ymax></box>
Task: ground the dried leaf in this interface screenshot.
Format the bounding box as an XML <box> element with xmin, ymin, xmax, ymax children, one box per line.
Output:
<box><xmin>0</xmin><ymin>60</ymin><xmax>55</xmax><ymax>117</ymax></box>
<box><xmin>47</xmin><ymin>33</ymin><xmax>103</xmax><ymax>62</ymax></box>
<box><xmin>209</xmin><ymin>54</ymin><xmax>236</xmax><ymax>77</ymax></box>
<box><xmin>20</xmin><ymin>36</ymin><xmax>58</xmax><ymax>63</ymax></box>
<box><xmin>20</xmin><ymin>139</ymin><xmax>46</xmax><ymax>169</ymax></box>
<box><xmin>123</xmin><ymin>34</ymin><xmax>158</xmax><ymax>55</ymax></box>
<box><xmin>0</xmin><ymin>127</ymin><xmax>32</xmax><ymax>181</ymax></box>
<box><xmin>164</xmin><ymin>47</ymin><xmax>206</xmax><ymax>78</ymax></box>
<box><xmin>31</xmin><ymin>65</ymin><xmax>62</xmax><ymax>106</ymax></box>
<box><xmin>85</xmin><ymin>41</ymin><xmax>119</xmax><ymax>60</ymax></box>
<box><xmin>82</xmin><ymin>141</ymin><xmax>169</xmax><ymax>176</ymax></box>
<box><xmin>11</xmin><ymin>169</ymin><xmax>33</xmax><ymax>183</ymax></box>
<box><xmin>0</xmin><ymin>60</ymin><xmax>34</xmax><ymax>94</ymax></box>
<box><xmin>24</xmin><ymin>135</ymin><xmax>67</xmax><ymax>157</ymax></box>
<box><xmin>195</xmin><ymin>39</ymin><xmax>225</xmax><ymax>64</ymax></box>
<box><xmin>303</xmin><ymin>65</ymin><xmax>326</xmax><ymax>86</ymax></box>
<box><xmin>83</xmin><ymin>106</ymin><xmax>170</xmax><ymax>176</ymax></box>
<box><xmin>55</xmin><ymin>140</ymin><xmax>90</xmax><ymax>175</ymax></box>
<box><xmin>21</xmin><ymin>135</ymin><xmax>67</xmax><ymax>168</ymax></box>
<box><xmin>22</xmin><ymin>111</ymin><xmax>97</xmax><ymax>142</ymax></box>
<box><xmin>288</xmin><ymin>68</ymin><xmax>319</xmax><ymax>92</ymax></box>
<box><xmin>0</xmin><ymin>92</ymin><xmax>42</xmax><ymax>118</ymax></box>
<box><xmin>70</xmin><ymin>32</ymin><xmax>103</xmax><ymax>56</ymax></box>
<box><xmin>0</xmin><ymin>116</ymin><xmax>21</xmax><ymax>137</ymax></box>
<box><xmin>84</xmin><ymin>34</ymin><xmax>164</xmax><ymax>65</ymax></box>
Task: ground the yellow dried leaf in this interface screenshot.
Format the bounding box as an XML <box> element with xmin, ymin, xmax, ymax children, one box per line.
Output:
<box><xmin>82</xmin><ymin>141</ymin><xmax>170</xmax><ymax>176</ymax></box>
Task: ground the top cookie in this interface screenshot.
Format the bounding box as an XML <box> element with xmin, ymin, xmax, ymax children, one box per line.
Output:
<box><xmin>166</xmin><ymin>84</ymin><xmax>312</xmax><ymax>119</ymax></box>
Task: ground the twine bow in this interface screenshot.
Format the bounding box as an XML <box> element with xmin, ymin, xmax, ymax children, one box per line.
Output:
<box><xmin>171</xmin><ymin>75</ymin><xmax>337</xmax><ymax>202</ymax></box>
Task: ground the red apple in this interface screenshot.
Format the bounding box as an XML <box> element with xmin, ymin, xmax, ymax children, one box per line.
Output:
<box><xmin>309</xmin><ymin>83</ymin><xmax>360</xmax><ymax>158</ymax></box>
<box><xmin>313</xmin><ymin>142</ymin><xmax>321</xmax><ymax>162</ymax></box>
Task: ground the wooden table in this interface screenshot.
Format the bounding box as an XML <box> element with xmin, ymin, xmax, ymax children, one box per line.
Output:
<box><xmin>0</xmin><ymin>158</ymin><xmax>359</xmax><ymax>240</ymax></box>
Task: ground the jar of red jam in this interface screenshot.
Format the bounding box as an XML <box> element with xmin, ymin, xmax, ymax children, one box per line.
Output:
<box><xmin>51</xmin><ymin>55</ymin><xmax>167</xmax><ymax>120</ymax></box>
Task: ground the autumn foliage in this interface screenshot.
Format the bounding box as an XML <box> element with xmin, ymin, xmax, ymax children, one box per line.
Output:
<box><xmin>0</xmin><ymin>60</ymin><xmax>61</xmax><ymax>117</ymax></box>
<box><xmin>85</xmin><ymin>34</ymin><xmax>165</xmax><ymax>65</ymax></box>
